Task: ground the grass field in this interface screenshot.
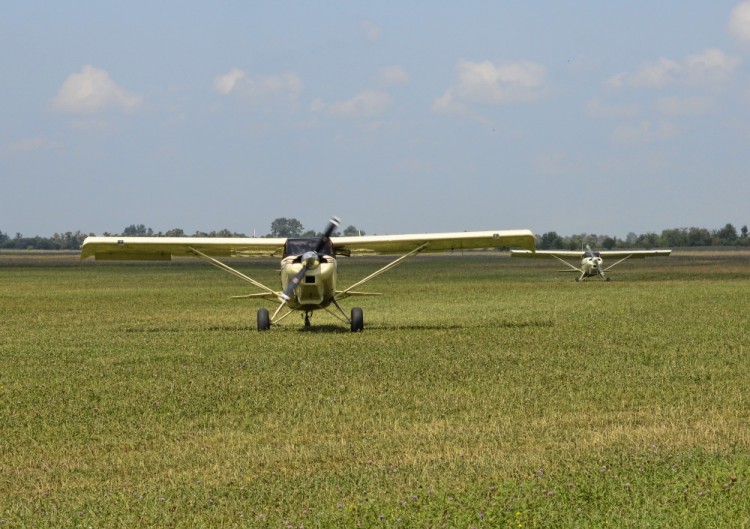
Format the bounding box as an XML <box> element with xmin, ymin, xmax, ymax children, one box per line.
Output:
<box><xmin>1</xmin><ymin>250</ymin><xmax>749</xmax><ymax>527</ymax></box>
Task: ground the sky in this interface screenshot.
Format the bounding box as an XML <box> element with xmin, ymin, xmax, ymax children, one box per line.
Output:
<box><xmin>2</xmin><ymin>1</ymin><xmax>750</xmax><ymax>239</ymax></box>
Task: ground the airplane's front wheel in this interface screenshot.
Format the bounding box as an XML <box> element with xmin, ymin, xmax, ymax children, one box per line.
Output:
<box><xmin>257</xmin><ymin>308</ymin><xmax>271</xmax><ymax>331</ymax></box>
<box><xmin>351</xmin><ymin>307</ymin><xmax>364</xmax><ymax>332</ymax></box>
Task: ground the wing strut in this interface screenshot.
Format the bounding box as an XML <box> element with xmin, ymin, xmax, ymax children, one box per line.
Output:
<box><xmin>604</xmin><ymin>254</ymin><xmax>633</xmax><ymax>272</ymax></box>
<box><xmin>188</xmin><ymin>247</ymin><xmax>278</xmax><ymax>296</ymax></box>
<box><xmin>550</xmin><ymin>254</ymin><xmax>582</xmax><ymax>272</ymax></box>
<box><xmin>335</xmin><ymin>243</ymin><xmax>429</xmax><ymax>300</ymax></box>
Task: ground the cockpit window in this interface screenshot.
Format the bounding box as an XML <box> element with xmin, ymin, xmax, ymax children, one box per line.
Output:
<box><xmin>283</xmin><ymin>238</ymin><xmax>334</xmax><ymax>258</ymax></box>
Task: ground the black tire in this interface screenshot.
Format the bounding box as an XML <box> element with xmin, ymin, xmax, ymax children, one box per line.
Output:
<box><xmin>350</xmin><ymin>307</ymin><xmax>364</xmax><ymax>332</ymax></box>
<box><xmin>257</xmin><ymin>308</ymin><xmax>271</xmax><ymax>331</ymax></box>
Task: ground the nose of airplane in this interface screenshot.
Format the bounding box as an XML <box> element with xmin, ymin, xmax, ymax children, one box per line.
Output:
<box><xmin>302</xmin><ymin>250</ymin><xmax>320</xmax><ymax>269</ymax></box>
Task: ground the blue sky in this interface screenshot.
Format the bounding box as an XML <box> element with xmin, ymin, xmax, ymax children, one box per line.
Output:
<box><xmin>2</xmin><ymin>1</ymin><xmax>750</xmax><ymax>238</ymax></box>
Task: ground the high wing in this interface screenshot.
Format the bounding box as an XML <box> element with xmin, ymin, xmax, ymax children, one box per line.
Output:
<box><xmin>332</xmin><ymin>229</ymin><xmax>536</xmax><ymax>255</ymax></box>
<box><xmin>510</xmin><ymin>249</ymin><xmax>672</xmax><ymax>259</ymax></box>
<box><xmin>80</xmin><ymin>236</ymin><xmax>287</xmax><ymax>260</ymax></box>
<box><xmin>81</xmin><ymin>230</ymin><xmax>536</xmax><ymax>261</ymax></box>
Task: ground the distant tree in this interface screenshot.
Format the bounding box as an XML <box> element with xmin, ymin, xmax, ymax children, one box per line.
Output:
<box><xmin>537</xmin><ymin>231</ymin><xmax>564</xmax><ymax>250</ymax></box>
<box><xmin>343</xmin><ymin>225</ymin><xmax>365</xmax><ymax>236</ymax></box>
<box><xmin>660</xmin><ymin>228</ymin><xmax>688</xmax><ymax>248</ymax></box>
<box><xmin>741</xmin><ymin>225</ymin><xmax>748</xmax><ymax>242</ymax></box>
<box><xmin>602</xmin><ymin>236</ymin><xmax>616</xmax><ymax>250</ymax></box>
<box><xmin>0</xmin><ymin>230</ymin><xmax>8</xmax><ymax>244</ymax></box>
<box><xmin>122</xmin><ymin>224</ymin><xmax>153</xmax><ymax>236</ymax></box>
<box><xmin>636</xmin><ymin>232</ymin><xmax>660</xmax><ymax>248</ymax></box>
<box><xmin>567</xmin><ymin>234</ymin><xmax>583</xmax><ymax>250</ymax></box>
<box><xmin>50</xmin><ymin>231</ymin><xmax>87</xmax><ymax>250</ymax></box>
<box><xmin>687</xmin><ymin>227</ymin><xmax>712</xmax><ymax>247</ymax></box>
<box><xmin>165</xmin><ymin>228</ymin><xmax>185</xmax><ymax>237</ymax></box>
<box><xmin>270</xmin><ymin>218</ymin><xmax>304</xmax><ymax>237</ymax></box>
<box><xmin>715</xmin><ymin>223</ymin><xmax>738</xmax><ymax>245</ymax></box>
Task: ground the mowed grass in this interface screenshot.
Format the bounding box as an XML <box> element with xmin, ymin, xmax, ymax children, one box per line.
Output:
<box><xmin>1</xmin><ymin>250</ymin><xmax>749</xmax><ymax>528</ymax></box>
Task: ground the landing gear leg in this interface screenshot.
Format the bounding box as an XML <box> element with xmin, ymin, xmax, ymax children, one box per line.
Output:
<box><xmin>304</xmin><ymin>312</ymin><xmax>312</xmax><ymax>328</ymax></box>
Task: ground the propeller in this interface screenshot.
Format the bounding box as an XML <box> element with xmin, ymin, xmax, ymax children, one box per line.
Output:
<box><xmin>278</xmin><ymin>217</ymin><xmax>340</xmax><ymax>303</ymax></box>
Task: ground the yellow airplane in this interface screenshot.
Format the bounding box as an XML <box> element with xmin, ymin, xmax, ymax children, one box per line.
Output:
<box><xmin>81</xmin><ymin>218</ymin><xmax>535</xmax><ymax>331</ymax></box>
<box><xmin>511</xmin><ymin>244</ymin><xmax>671</xmax><ymax>282</ymax></box>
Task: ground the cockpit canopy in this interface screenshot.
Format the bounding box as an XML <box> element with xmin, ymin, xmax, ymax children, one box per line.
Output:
<box><xmin>583</xmin><ymin>249</ymin><xmax>601</xmax><ymax>258</ymax></box>
<box><xmin>283</xmin><ymin>238</ymin><xmax>334</xmax><ymax>258</ymax></box>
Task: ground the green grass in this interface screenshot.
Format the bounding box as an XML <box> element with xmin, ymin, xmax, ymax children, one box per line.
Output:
<box><xmin>1</xmin><ymin>251</ymin><xmax>749</xmax><ymax>527</ymax></box>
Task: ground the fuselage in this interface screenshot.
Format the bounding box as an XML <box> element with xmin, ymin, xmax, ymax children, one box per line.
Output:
<box><xmin>580</xmin><ymin>251</ymin><xmax>604</xmax><ymax>278</ymax></box>
<box><xmin>279</xmin><ymin>237</ymin><xmax>338</xmax><ymax>310</ymax></box>
<box><xmin>280</xmin><ymin>256</ymin><xmax>337</xmax><ymax>309</ymax></box>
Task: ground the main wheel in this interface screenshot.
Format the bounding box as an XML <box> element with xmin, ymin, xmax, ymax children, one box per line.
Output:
<box><xmin>350</xmin><ymin>307</ymin><xmax>364</xmax><ymax>332</ymax></box>
<box><xmin>257</xmin><ymin>308</ymin><xmax>270</xmax><ymax>331</ymax></box>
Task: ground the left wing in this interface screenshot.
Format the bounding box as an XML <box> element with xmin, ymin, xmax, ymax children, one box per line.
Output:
<box><xmin>80</xmin><ymin>236</ymin><xmax>287</xmax><ymax>260</ymax></box>
<box><xmin>332</xmin><ymin>229</ymin><xmax>535</xmax><ymax>256</ymax></box>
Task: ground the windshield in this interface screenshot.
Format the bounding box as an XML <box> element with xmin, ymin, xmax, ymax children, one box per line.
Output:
<box><xmin>283</xmin><ymin>238</ymin><xmax>334</xmax><ymax>258</ymax></box>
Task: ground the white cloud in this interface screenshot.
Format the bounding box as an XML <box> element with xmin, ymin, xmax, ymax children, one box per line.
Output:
<box><xmin>683</xmin><ymin>49</ymin><xmax>740</xmax><ymax>84</ymax></box>
<box><xmin>213</xmin><ymin>67</ymin><xmax>246</xmax><ymax>95</ymax></box>
<box><xmin>607</xmin><ymin>58</ymin><xmax>681</xmax><ymax>89</ymax></box>
<box><xmin>434</xmin><ymin>59</ymin><xmax>547</xmax><ymax>114</ymax></box>
<box><xmin>379</xmin><ymin>66</ymin><xmax>410</xmax><ymax>87</ymax></box>
<box><xmin>612</xmin><ymin>120</ymin><xmax>681</xmax><ymax>145</ymax></box>
<box><xmin>607</xmin><ymin>49</ymin><xmax>740</xmax><ymax>88</ymax></box>
<box><xmin>52</xmin><ymin>65</ymin><xmax>142</xmax><ymax>114</ymax></box>
<box><xmin>214</xmin><ymin>68</ymin><xmax>303</xmax><ymax>107</ymax></box>
<box><xmin>729</xmin><ymin>1</ymin><xmax>750</xmax><ymax>43</ymax></box>
<box><xmin>310</xmin><ymin>90</ymin><xmax>391</xmax><ymax>118</ymax></box>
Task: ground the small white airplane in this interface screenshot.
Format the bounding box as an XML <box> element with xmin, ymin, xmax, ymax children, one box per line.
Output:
<box><xmin>81</xmin><ymin>218</ymin><xmax>535</xmax><ymax>331</ymax></box>
<box><xmin>510</xmin><ymin>244</ymin><xmax>671</xmax><ymax>282</ymax></box>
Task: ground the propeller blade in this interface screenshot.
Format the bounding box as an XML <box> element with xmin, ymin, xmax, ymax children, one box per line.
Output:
<box><xmin>280</xmin><ymin>265</ymin><xmax>308</xmax><ymax>302</ymax></box>
<box><xmin>315</xmin><ymin>216</ymin><xmax>340</xmax><ymax>254</ymax></box>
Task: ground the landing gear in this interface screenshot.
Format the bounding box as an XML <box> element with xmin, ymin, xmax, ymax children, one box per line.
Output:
<box><xmin>304</xmin><ymin>312</ymin><xmax>312</xmax><ymax>328</ymax></box>
<box><xmin>350</xmin><ymin>307</ymin><xmax>364</xmax><ymax>332</ymax></box>
<box><xmin>257</xmin><ymin>308</ymin><xmax>270</xmax><ymax>331</ymax></box>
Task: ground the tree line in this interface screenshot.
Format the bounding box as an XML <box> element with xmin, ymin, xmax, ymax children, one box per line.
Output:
<box><xmin>0</xmin><ymin>218</ymin><xmax>366</xmax><ymax>250</ymax></box>
<box><xmin>536</xmin><ymin>223</ymin><xmax>748</xmax><ymax>250</ymax></box>
<box><xmin>1</xmin><ymin>220</ymin><xmax>747</xmax><ymax>251</ymax></box>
